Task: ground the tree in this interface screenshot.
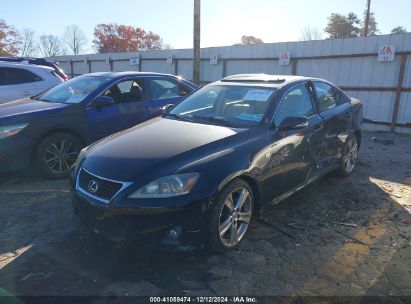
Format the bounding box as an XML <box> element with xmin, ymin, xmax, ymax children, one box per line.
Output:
<box><xmin>0</xmin><ymin>19</ymin><xmax>21</xmax><ymax>56</ymax></box>
<box><xmin>63</xmin><ymin>25</ymin><xmax>87</xmax><ymax>55</ymax></box>
<box><xmin>324</xmin><ymin>12</ymin><xmax>360</xmax><ymax>39</ymax></box>
<box><xmin>360</xmin><ymin>10</ymin><xmax>378</xmax><ymax>36</ymax></box>
<box><xmin>300</xmin><ymin>26</ymin><xmax>323</xmax><ymax>41</ymax></box>
<box><xmin>391</xmin><ymin>26</ymin><xmax>407</xmax><ymax>34</ymax></box>
<box><xmin>92</xmin><ymin>23</ymin><xmax>164</xmax><ymax>53</ymax></box>
<box><xmin>239</xmin><ymin>35</ymin><xmax>264</xmax><ymax>45</ymax></box>
<box><xmin>20</xmin><ymin>28</ymin><xmax>37</xmax><ymax>57</ymax></box>
<box><xmin>39</xmin><ymin>34</ymin><xmax>65</xmax><ymax>57</ymax></box>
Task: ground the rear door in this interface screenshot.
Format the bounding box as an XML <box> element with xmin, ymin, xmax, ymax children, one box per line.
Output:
<box><xmin>144</xmin><ymin>77</ymin><xmax>191</xmax><ymax>117</ymax></box>
<box><xmin>86</xmin><ymin>78</ymin><xmax>148</xmax><ymax>141</ymax></box>
<box><xmin>311</xmin><ymin>81</ymin><xmax>351</xmax><ymax>170</ymax></box>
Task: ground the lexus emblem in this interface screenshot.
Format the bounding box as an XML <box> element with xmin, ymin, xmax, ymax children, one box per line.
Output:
<box><xmin>88</xmin><ymin>180</ymin><xmax>99</xmax><ymax>194</ymax></box>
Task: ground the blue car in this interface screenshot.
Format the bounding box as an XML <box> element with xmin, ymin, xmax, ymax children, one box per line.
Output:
<box><xmin>0</xmin><ymin>72</ymin><xmax>197</xmax><ymax>178</ymax></box>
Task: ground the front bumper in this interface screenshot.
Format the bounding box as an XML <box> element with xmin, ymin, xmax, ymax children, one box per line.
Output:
<box><xmin>71</xmin><ymin>190</ymin><xmax>210</xmax><ymax>251</ymax></box>
<box><xmin>0</xmin><ymin>134</ymin><xmax>33</xmax><ymax>172</ymax></box>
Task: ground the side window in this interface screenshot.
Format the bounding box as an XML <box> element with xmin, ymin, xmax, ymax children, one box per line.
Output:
<box><xmin>274</xmin><ymin>84</ymin><xmax>314</xmax><ymax>127</ymax></box>
<box><xmin>146</xmin><ymin>78</ymin><xmax>185</xmax><ymax>100</ymax></box>
<box><xmin>103</xmin><ymin>79</ymin><xmax>144</xmax><ymax>103</ymax></box>
<box><xmin>313</xmin><ymin>82</ymin><xmax>339</xmax><ymax>112</ymax></box>
<box><xmin>3</xmin><ymin>67</ymin><xmax>42</xmax><ymax>84</ymax></box>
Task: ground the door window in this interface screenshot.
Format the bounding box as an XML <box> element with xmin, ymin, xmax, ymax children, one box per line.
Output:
<box><xmin>0</xmin><ymin>67</ymin><xmax>42</xmax><ymax>85</ymax></box>
<box><xmin>274</xmin><ymin>84</ymin><xmax>314</xmax><ymax>127</ymax></box>
<box><xmin>313</xmin><ymin>82</ymin><xmax>340</xmax><ymax>112</ymax></box>
<box><xmin>146</xmin><ymin>77</ymin><xmax>187</xmax><ymax>100</ymax></box>
<box><xmin>103</xmin><ymin>79</ymin><xmax>144</xmax><ymax>103</ymax></box>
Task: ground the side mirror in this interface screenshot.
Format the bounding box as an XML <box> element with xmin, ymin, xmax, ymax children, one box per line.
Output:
<box><xmin>161</xmin><ymin>104</ymin><xmax>175</xmax><ymax>117</ymax></box>
<box><xmin>278</xmin><ymin>116</ymin><xmax>308</xmax><ymax>131</ymax></box>
<box><xmin>91</xmin><ymin>96</ymin><xmax>115</xmax><ymax>108</ymax></box>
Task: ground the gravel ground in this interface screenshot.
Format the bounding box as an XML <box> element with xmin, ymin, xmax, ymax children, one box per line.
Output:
<box><xmin>0</xmin><ymin>131</ymin><xmax>410</xmax><ymax>300</ymax></box>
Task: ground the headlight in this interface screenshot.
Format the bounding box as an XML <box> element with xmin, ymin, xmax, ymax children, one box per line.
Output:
<box><xmin>128</xmin><ymin>173</ymin><xmax>200</xmax><ymax>199</ymax></box>
<box><xmin>72</xmin><ymin>147</ymin><xmax>88</xmax><ymax>173</ymax></box>
<box><xmin>0</xmin><ymin>123</ymin><xmax>29</xmax><ymax>139</ymax></box>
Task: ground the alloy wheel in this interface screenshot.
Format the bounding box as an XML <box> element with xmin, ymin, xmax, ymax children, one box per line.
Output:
<box><xmin>43</xmin><ymin>139</ymin><xmax>79</xmax><ymax>174</ymax></box>
<box><xmin>218</xmin><ymin>187</ymin><xmax>252</xmax><ymax>247</ymax></box>
<box><xmin>342</xmin><ymin>137</ymin><xmax>358</xmax><ymax>174</ymax></box>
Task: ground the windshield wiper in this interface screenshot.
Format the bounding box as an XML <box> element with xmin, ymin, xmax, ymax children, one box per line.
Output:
<box><xmin>191</xmin><ymin>115</ymin><xmax>237</xmax><ymax>127</ymax></box>
<box><xmin>166</xmin><ymin>113</ymin><xmax>194</xmax><ymax>122</ymax></box>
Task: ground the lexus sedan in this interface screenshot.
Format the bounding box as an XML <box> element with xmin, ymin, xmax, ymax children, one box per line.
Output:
<box><xmin>70</xmin><ymin>74</ymin><xmax>363</xmax><ymax>252</ymax></box>
<box><xmin>0</xmin><ymin>72</ymin><xmax>196</xmax><ymax>178</ymax></box>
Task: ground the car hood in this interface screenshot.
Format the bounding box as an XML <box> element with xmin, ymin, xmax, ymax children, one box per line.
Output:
<box><xmin>82</xmin><ymin>117</ymin><xmax>247</xmax><ymax>181</ymax></box>
<box><xmin>0</xmin><ymin>98</ymin><xmax>69</xmax><ymax>124</ymax></box>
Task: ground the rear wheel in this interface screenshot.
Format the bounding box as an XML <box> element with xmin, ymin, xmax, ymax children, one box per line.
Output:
<box><xmin>338</xmin><ymin>134</ymin><xmax>359</xmax><ymax>177</ymax></box>
<box><xmin>34</xmin><ymin>132</ymin><xmax>83</xmax><ymax>179</ymax></box>
<box><xmin>208</xmin><ymin>179</ymin><xmax>253</xmax><ymax>253</ymax></box>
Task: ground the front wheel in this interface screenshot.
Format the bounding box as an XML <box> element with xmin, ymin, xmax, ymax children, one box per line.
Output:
<box><xmin>208</xmin><ymin>179</ymin><xmax>254</xmax><ymax>253</ymax></box>
<box><xmin>34</xmin><ymin>132</ymin><xmax>83</xmax><ymax>179</ymax></box>
<box><xmin>338</xmin><ymin>134</ymin><xmax>359</xmax><ymax>177</ymax></box>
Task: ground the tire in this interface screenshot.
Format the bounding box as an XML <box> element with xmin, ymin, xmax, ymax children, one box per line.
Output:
<box><xmin>34</xmin><ymin>132</ymin><xmax>83</xmax><ymax>179</ymax></box>
<box><xmin>208</xmin><ymin>179</ymin><xmax>254</xmax><ymax>253</ymax></box>
<box><xmin>338</xmin><ymin>134</ymin><xmax>359</xmax><ymax>177</ymax></box>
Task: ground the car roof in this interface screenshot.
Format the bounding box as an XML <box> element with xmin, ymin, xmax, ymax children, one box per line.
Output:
<box><xmin>215</xmin><ymin>74</ymin><xmax>313</xmax><ymax>88</ymax></box>
<box><xmin>84</xmin><ymin>71</ymin><xmax>181</xmax><ymax>79</ymax></box>
<box><xmin>0</xmin><ymin>57</ymin><xmax>57</xmax><ymax>64</ymax></box>
<box><xmin>0</xmin><ymin>61</ymin><xmax>55</xmax><ymax>71</ymax></box>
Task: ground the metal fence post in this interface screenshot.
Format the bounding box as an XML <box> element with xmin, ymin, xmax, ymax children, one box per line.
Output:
<box><xmin>174</xmin><ymin>59</ymin><xmax>179</xmax><ymax>76</ymax></box>
<box><xmin>69</xmin><ymin>60</ymin><xmax>74</xmax><ymax>78</ymax></box>
<box><xmin>390</xmin><ymin>54</ymin><xmax>407</xmax><ymax>132</ymax></box>
<box><xmin>291</xmin><ymin>58</ymin><xmax>297</xmax><ymax>75</ymax></box>
<box><xmin>222</xmin><ymin>59</ymin><xmax>227</xmax><ymax>78</ymax></box>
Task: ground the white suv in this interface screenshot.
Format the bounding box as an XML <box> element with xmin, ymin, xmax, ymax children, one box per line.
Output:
<box><xmin>0</xmin><ymin>62</ymin><xmax>64</xmax><ymax>104</ymax></box>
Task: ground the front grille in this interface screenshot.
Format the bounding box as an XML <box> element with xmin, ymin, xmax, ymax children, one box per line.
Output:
<box><xmin>78</xmin><ymin>169</ymin><xmax>123</xmax><ymax>202</ymax></box>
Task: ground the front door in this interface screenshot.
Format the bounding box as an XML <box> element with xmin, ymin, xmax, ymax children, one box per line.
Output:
<box><xmin>262</xmin><ymin>83</ymin><xmax>324</xmax><ymax>199</ymax></box>
<box><xmin>86</xmin><ymin>78</ymin><xmax>147</xmax><ymax>141</ymax></box>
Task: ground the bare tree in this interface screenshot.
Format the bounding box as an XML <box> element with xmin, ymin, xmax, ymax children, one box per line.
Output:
<box><xmin>20</xmin><ymin>28</ymin><xmax>37</xmax><ymax>57</ymax></box>
<box><xmin>300</xmin><ymin>26</ymin><xmax>323</xmax><ymax>41</ymax></box>
<box><xmin>63</xmin><ymin>25</ymin><xmax>87</xmax><ymax>55</ymax></box>
<box><xmin>39</xmin><ymin>34</ymin><xmax>65</xmax><ymax>57</ymax></box>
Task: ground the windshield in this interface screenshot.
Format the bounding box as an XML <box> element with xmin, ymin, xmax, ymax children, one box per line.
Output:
<box><xmin>37</xmin><ymin>76</ymin><xmax>111</xmax><ymax>104</ymax></box>
<box><xmin>168</xmin><ymin>85</ymin><xmax>276</xmax><ymax>127</ymax></box>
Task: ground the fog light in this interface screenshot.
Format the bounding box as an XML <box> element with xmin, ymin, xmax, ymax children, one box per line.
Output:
<box><xmin>169</xmin><ymin>227</ymin><xmax>181</xmax><ymax>240</ymax></box>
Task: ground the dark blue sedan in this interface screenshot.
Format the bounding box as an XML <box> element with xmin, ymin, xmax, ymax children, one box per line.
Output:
<box><xmin>70</xmin><ymin>74</ymin><xmax>363</xmax><ymax>252</ymax></box>
<box><xmin>0</xmin><ymin>72</ymin><xmax>197</xmax><ymax>178</ymax></box>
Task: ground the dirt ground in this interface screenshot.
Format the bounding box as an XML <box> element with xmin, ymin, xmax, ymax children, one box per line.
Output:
<box><xmin>0</xmin><ymin>131</ymin><xmax>410</xmax><ymax>300</ymax></box>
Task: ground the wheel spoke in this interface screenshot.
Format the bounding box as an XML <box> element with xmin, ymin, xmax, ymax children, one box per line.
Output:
<box><xmin>230</xmin><ymin>222</ymin><xmax>238</xmax><ymax>246</ymax></box>
<box><xmin>238</xmin><ymin>211</ymin><xmax>251</xmax><ymax>224</ymax></box>
<box><xmin>46</xmin><ymin>158</ymin><xmax>59</xmax><ymax>168</ymax></box>
<box><xmin>219</xmin><ymin>217</ymin><xmax>232</xmax><ymax>237</ymax></box>
<box><xmin>225</xmin><ymin>194</ymin><xmax>234</xmax><ymax>212</ymax></box>
<box><xmin>351</xmin><ymin>143</ymin><xmax>357</xmax><ymax>154</ymax></box>
<box><xmin>46</xmin><ymin>143</ymin><xmax>59</xmax><ymax>154</ymax></box>
<box><xmin>235</xmin><ymin>189</ymin><xmax>249</xmax><ymax>210</ymax></box>
<box><xmin>45</xmin><ymin>156</ymin><xmax>58</xmax><ymax>164</ymax></box>
<box><xmin>62</xmin><ymin>159</ymin><xmax>71</xmax><ymax>171</ymax></box>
